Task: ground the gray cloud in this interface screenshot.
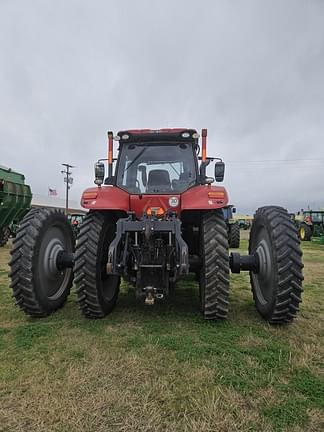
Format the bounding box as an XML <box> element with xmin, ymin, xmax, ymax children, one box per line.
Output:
<box><xmin>1</xmin><ymin>0</ymin><xmax>324</xmax><ymax>214</ymax></box>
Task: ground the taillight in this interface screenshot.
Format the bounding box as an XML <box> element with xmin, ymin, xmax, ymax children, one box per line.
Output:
<box><xmin>208</xmin><ymin>191</ymin><xmax>225</xmax><ymax>199</ymax></box>
<box><xmin>83</xmin><ymin>191</ymin><xmax>98</xmax><ymax>200</ymax></box>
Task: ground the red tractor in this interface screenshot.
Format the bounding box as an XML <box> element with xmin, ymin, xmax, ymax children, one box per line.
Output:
<box><xmin>9</xmin><ymin>129</ymin><xmax>303</xmax><ymax>323</ymax></box>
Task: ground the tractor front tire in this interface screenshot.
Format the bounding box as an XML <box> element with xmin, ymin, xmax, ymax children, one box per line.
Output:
<box><xmin>9</xmin><ymin>208</ymin><xmax>75</xmax><ymax>317</ymax></box>
<box><xmin>199</xmin><ymin>210</ymin><xmax>230</xmax><ymax>320</ymax></box>
<box><xmin>229</xmin><ymin>222</ymin><xmax>240</xmax><ymax>248</ymax></box>
<box><xmin>299</xmin><ymin>223</ymin><xmax>312</xmax><ymax>241</ymax></box>
<box><xmin>249</xmin><ymin>206</ymin><xmax>303</xmax><ymax>324</ymax></box>
<box><xmin>74</xmin><ymin>212</ymin><xmax>120</xmax><ymax>318</ymax></box>
<box><xmin>0</xmin><ymin>226</ymin><xmax>10</xmax><ymax>247</ymax></box>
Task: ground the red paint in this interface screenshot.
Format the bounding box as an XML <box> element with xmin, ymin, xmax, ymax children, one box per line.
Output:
<box><xmin>181</xmin><ymin>185</ymin><xmax>228</xmax><ymax>211</ymax></box>
<box><xmin>81</xmin><ymin>186</ymin><xmax>129</xmax><ymax>212</ymax></box>
<box><xmin>130</xmin><ymin>194</ymin><xmax>181</xmax><ymax>219</ymax></box>
<box><xmin>81</xmin><ymin>185</ymin><xmax>228</xmax><ymax>215</ymax></box>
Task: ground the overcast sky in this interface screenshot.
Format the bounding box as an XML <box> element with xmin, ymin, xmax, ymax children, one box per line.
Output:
<box><xmin>1</xmin><ymin>0</ymin><xmax>323</xmax><ymax>214</ymax></box>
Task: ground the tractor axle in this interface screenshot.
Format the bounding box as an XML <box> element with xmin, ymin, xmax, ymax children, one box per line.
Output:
<box><xmin>229</xmin><ymin>252</ymin><xmax>260</xmax><ymax>274</ymax></box>
<box><xmin>56</xmin><ymin>251</ymin><xmax>75</xmax><ymax>270</ymax></box>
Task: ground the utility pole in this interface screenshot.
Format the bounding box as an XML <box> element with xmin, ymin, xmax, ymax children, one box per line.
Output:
<box><xmin>61</xmin><ymin>163</ymin><xmax>74</xmax><ymax>215</ymax></box>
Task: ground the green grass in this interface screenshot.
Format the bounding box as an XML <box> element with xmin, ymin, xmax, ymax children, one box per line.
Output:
<box><xmin>0</xmin><ymin>238</ymin><xmax>323</xmax><ymax>432</ymax></box>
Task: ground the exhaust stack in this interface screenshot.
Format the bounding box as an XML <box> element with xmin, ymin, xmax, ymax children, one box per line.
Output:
<box><xmin>201</xmin><ymin>128</ymin><xmax>207</xmax><ymax>162</ymax></box>
<box><xmin>107</xmin><ymin>131</ymin><xmax>114</xmax><ymax>178</ymax></box>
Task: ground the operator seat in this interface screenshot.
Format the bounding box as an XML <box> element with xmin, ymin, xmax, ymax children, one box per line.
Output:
<box><xmin>147</xmin><ymin>169</ymin><xmax>171</xmax><ymax>192</ymax></box>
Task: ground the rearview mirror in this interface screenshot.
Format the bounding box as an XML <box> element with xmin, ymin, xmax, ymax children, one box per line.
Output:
<box><xmin>215</xmin><ymin>162</ymin><xmax>225</xmax><ymax>182</ymax></box>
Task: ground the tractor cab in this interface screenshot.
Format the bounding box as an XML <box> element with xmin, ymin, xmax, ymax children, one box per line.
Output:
<box><xmin>115</xmin><ymin>131</ymin><xmax>198</xmax><ymax>195</ymax></box>
<box><xmin>95</xmin><ymin>128</ymin><xmax>225</xmax><ymax>194</ymax></box>
<box><xmin>87</xmin><ymin>128</ymin><xmax>228</xmax><ymax>219</ymax></box>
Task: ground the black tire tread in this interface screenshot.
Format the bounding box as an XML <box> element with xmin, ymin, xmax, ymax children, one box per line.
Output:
<box><xmin>74</xmin><ymin>212</ymin><xmax>119</xmax><ymax>318</ymax></box>
<box><xmin>200</xmin><ymin>210</ymin><xmax>230</xmax><ymax>320</ymax></box>
<box><xmin>9</xmin><ymin>208</ymin><xmax>73</xmax><ymax>317</ymax></box>
<box><xmin>250</xmin><ymin>206</ymin><xmax>303</xmax><ymax>324</ymax></box>
<box><xmin>299</xmin><ymin>223</ymin><xmax>312</xmax><ymax>241</ymax></box>
<box><xmin>0</xmin><ymin>226</ymin><xmax>10</xmax><ymax>247</ymax></box>
<box><xmin>229</xmin><ymin>222</ymin><xmax>240</xmax><ymax>248</ymax></box>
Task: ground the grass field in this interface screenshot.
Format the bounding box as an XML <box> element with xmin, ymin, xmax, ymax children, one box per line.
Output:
<box><xmin>0</xmin><ymin>235</ymin><xmax>323</xmax><ymax>432</ymax></box>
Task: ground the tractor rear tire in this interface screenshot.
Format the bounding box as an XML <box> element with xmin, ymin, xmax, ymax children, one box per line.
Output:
<box><xmin>0</xmin><ymin>226</ymin><xmax>10</xmax><ymax>247</ymax></box>
<box><xmin>229</xmin><ymin>222</ymin><xmax>240</xmax><ymax>248</ymax></box>
<box><xmin>249</xmin><ymin>206</ymin><xmax>303</xmax><ymax>324</ymax></box>
<box><xmin>299</xmin><ymin>223</ymin><xmax>312</xmax><ymax>241</ymax></box>
<box><xmin>199</xmin><ymin>210</ymin><xmax>230</xmax><ymax>320</ymax></box>
<box><xmin>74</xmin><ymin>212</ymin><xmax>120</xmax><ymax>318</ymax></box>
<box><xmin>9</xmin><ymin>208</ymin><xmax>75</xmax><ymax>317</ymax></box>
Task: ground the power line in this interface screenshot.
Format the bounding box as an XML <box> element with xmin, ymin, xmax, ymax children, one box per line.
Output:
<box><xmin>226</xmin><ymin>158</ymin><xmax>324</xmax><ymax>164</ymax></box>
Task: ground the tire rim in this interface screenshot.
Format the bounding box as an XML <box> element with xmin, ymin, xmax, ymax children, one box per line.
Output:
<box><xmin>251</xmin><ymin>232</ymin><xmax>273</xmax><ymax>306</ymax></box>
<box><xmin>38</xmin><ymin>225</ymin><xmax>72</xmax><ymax>300</ymax></box>
<box><xmin>300</xmin><ymin>226</ymin><xmax>305</xmax><ymax>240</ymax></box>
<box><xmin>99</xmin><ymin>224</ymin><xmax>119</xmax><ymax>302</ymax></box>
<box><xmin>43</xmin><ymin>238</ymin><xmax>64</xmax><ymax>276</ymax></box>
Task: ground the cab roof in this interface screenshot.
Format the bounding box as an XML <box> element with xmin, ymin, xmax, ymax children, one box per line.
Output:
<box><xmin>117</xmin><ymin>128</ymin><xmax>198</xmax><ymax>143</ymax></box>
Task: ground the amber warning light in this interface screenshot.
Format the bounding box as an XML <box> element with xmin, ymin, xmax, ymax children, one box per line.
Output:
<box><xmin>83</xmin><ymin>191</ymin><xmax>98</xmax><ymax>200</ymax></box>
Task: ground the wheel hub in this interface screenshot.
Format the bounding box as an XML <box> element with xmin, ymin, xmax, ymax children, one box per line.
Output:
<box><xmin>43</xmin><ymin>238</ymin><xmax>64</xmax><ymax>277</ymax></box>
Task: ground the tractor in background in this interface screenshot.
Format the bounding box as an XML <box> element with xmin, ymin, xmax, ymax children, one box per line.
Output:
<box><xmin>223</xmin><ymin>205</ymin><xmax>240</xmax><ymax>248</ymax></box>
<box><xmin>297</xmin><ymin>210</ymin><xmax>324</xmax><ymax>241</ymax></box>
<box><xmin>9</xmin><ymin>128</ymin><xmax>303</xmax><ymax>324</ymax></box>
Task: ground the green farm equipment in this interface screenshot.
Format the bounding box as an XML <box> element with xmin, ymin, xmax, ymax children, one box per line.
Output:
<box><xmin>297</xmin><ymin>210</ymin><xmax>324</xmax><ymax>241</ymax></box>
<box><xmin>0</xmin><ymin>166</ymin><xmax>32</xmax><ymax>246</ymax></box>
<box><xmin>223</xmin><ymin>205</ymin><xmax>240</xmax><ymax>248</ymax></box>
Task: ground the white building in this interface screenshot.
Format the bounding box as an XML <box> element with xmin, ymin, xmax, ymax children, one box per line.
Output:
<box><xmin>32</xmin><ymin>194</ymin><xmax>87</xmax><ymax>214</ymax></box>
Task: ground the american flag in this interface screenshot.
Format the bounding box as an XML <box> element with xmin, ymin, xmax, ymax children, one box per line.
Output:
<box><xmin>48</xmin><ymin>187</ymin><xmax>58</xmax><ymax>196</ymax></box>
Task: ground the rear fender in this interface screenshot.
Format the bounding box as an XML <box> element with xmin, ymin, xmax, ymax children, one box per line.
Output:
<box><xmin>81</xmin><ymin>186</ymin><xmax>129</xmax><ymax>212</ymax></box>
<box><xmin>181</xmin><ymin>185</ymin><xmax>228</xmax><ymax>213</ymax></box>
